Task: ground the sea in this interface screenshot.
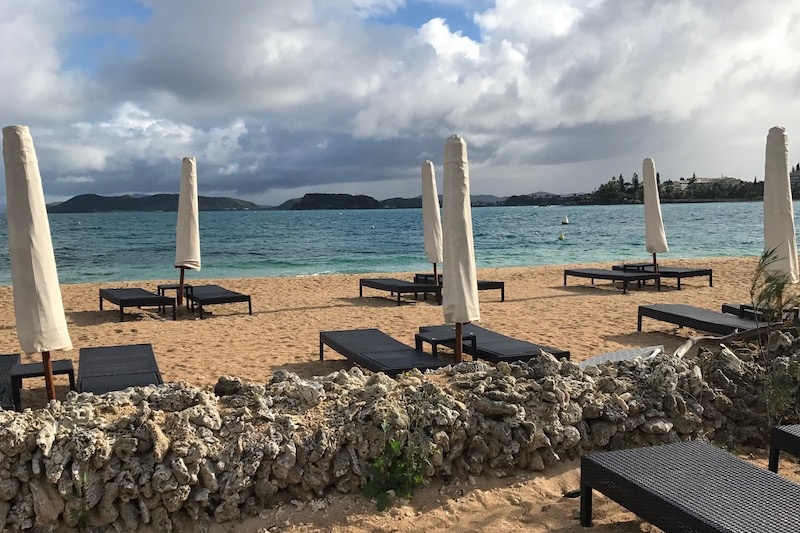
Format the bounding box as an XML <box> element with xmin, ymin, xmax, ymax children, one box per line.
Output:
<box><xmin>0</xmin><ymin>201</ymin><xmax>773</xmax><ymax>286</ymax></box>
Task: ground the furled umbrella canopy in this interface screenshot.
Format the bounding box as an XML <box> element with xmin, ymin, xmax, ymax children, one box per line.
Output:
<box><xmin>175</xmin><ymin>157</ymin><xmax>201</xmax><ymax>305</ymax></box>
<box><xmin>643</xmin><ymin>157</ymin><xmax>668</xmax><ymax>271</ymax></box>
<box><xmin>764</xmin><ymin>126</ymin><xmax>799</xmax><ymax>283</ymax></box>
<box><xmin>442</xmin><ymin>135</ymin><xmax>480</xmax><ymax>362</ymax></box>
<box><xmin>3</xmin><ymin>125</ymin><xmax>72</xmax><ymax>401</ymax></box>
<box><xmin>421</xmin><ymin>160</ymin><xmax>443</xmax><ymax>279</ymax></box>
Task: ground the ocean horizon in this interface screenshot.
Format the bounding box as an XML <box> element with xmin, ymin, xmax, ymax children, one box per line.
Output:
<box><xmin>0</xmin><ymin>201</ymin><xmax>776</xmax><ymax>286</ymax></box>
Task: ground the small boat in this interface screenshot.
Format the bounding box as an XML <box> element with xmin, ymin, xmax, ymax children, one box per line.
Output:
<box><xmin>561</xmin><ymin>216</ymin><xmax>569</xmax><ymax>225</ymax></box>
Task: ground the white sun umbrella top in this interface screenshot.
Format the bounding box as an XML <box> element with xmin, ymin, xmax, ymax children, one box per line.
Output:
<box><xmin>175</xmin><ymin>156</ymin><xmax>201</xmax><ymax>270</ymax></box>
<box><xmin>643</xmin><ymin>157</ymin><xmax>668</xmax><ymax>254</ymax></box>
<box><xmin>442</xmin><ymin>135</ymin><xmax>480</xmax><ymax>324</ymax></box>
<box><xmin>421</xmin><ymin>160</ymin><xmax>443</xmax><ymax>264</ymax></box>
<box><xmin>764</xmin><ymin>126</ymin><xmax>798</xmax><ymax>283</ymax></box>
<box><xmin>3</xmin><ymin>125</ymin><xmax>72</xmax><ymax>354</ymax></box>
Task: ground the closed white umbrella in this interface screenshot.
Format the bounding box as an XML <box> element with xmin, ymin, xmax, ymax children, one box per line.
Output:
<box><xmin>3</xmin><ymin>125</ymin><xmax>72</xmax><ymax>401</ymax></box>
<box><xmin>764</xmin><ymin>126</ymin><xmax>799</xmax><ymax>283</ymax></box>
<box><xmin>442</xmin><ymin>134</ymin><xmax>480</xmax><ymax>363</ymax></box>
<box><xmin>175</xmin><ymin>157</ymin><xmax>201</xmax><ymax>305</ymax></box>
<box><xmin>643</xmin><ymin>157</ymin><xmax>668</xmax><ymax>272</ymax></box>
<box><xmin>421</xmin><ymin>160</ymin><xmax>443</xmax><ymax>280</ymax></box>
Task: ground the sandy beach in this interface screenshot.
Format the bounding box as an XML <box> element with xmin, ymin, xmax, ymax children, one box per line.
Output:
<box><xmin>2</xmin><ymin>256</ymin><xmax>798</xmax><ymax>532</ymax></box>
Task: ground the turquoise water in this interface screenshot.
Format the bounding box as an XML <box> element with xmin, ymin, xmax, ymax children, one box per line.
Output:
<box><xmin>0</xmin><ymin>202</ymin><xmax>772</xmax><ymax>285</ymax></box>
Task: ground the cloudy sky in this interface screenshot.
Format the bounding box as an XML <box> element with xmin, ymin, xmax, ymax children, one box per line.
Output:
<box><xmin>2</xmin><ymin>0</ymin><xmax>800</xmax><ymax>205</ymax></box>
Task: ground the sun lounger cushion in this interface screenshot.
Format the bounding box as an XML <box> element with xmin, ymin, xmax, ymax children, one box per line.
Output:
<box><xmin>320</xmin><ymin>329</ymin><xmax>447</xmax><ymax>377</ymax></box>
<box><xmin>78</xmin><ymin>343</ymin><xmax>163</xmax><ymax>394</ymax></box>
<box><xmin>419</xmin><ymin>324</ymin><xmax>570</xmax><ymax>362</ymax></box>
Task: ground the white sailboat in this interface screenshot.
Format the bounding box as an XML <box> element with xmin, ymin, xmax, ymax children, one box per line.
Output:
<box><xmin>561</xmin><ymin>215</ymin><xmax>569</xmax><ymax>225</ymax></box>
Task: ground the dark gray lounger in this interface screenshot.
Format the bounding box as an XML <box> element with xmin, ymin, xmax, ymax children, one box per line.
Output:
<box><xmin>581</xmin><ymin>440</ymin><xmax>800</xmax><ymax>531</ymax></box>
<box><xmin>359</xmin><ymin>278</ymin><xmax>442</xmax><ymax>305</ymax></box>
<box><xmin>564</xmin><ymin>268</ymin><xmax>660</xmax><ymax>294</ymax></box>
<box><xmin>419</xmin><ymin>324</ymin><xmax>570</xmax><ymax>362</ymax></box>
<box><xmin>638</xmin><ymin>303</ymin><xmax>761</xmax><ymax>335</ymax></box>
<box><xmin>413</xmin><ymin>274</ymin><xmax>506</xmax><ymax>301</ymax></box>
<box><xmin>77</xmin><ymin>343</ymin><xmax>163</xmax><ymax>394</ymax></box>
<box><xmin>0</xmin><ymin>354</ymin><xmax>20</xmax><ymax>410</ymax></box>
<box><xmin>99</xmin><ymin>288</ymin><xmax>176</xmax><ymax>322</ymax></box>
<box><xmin>319</xmin><ymin>329</ymin><xmax>448</xmax><ymax>377</ymax></box>
<box><xmin>186</xmin><ymin>284</ymin><xmax>252</xmax><ymax>318</ymax></box>
<box><xmin>612</xmin><ymin>263</ymin><xmax>713</xmax><ymax>289</ymax></box>
<box><xmin>769</xmin><ymin>424</ymin><xmax>800</xmax><ymax>473</ymax></box>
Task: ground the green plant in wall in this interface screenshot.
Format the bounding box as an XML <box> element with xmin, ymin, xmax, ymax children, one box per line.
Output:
<box><xmin>362</xmin><ymin>418</ymin><xmax>433</xmax><ymax>511</ymax></box>
<box><xmin>749</xmin><ymin>247</ymin><xmax>800</xmax><ymax>425</ymax></box>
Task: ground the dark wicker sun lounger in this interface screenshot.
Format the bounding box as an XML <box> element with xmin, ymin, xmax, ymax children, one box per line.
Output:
<box><xmin>638</xmin><ymin>303</ymin><xmax>763</xmax><ymax>335</ymax></box>
<box><xmin>722</xmin><ymin>303</ymin><xmax>798</xmax><ymax>322</ymax></box>
<box><xmin>319</xmin><ymin>329</ymin><xmax>448</xmax><ymax>377</ymax></box>
<box><xmin>413</xmin><ymin>274</ymin><xmax>506</xmax><ymax>301</ymax></box>
<box><xmin>77</xmin><ymin>343</ymin><xmax>163</xmax><ymax>394</ymax></box>
<box><xmin>186</xmin><ymin>284</ymin><xmax>252</xmax><ymax>319</ymax></box>
<box><xmin>612</xmin><ymin>263</ymin><xmax>713</xmax><ymax>289</ymax></box>
<box><xmin>99</xmin><ymin>288</ymin><xmax>176</xmax><ymax>322</ymax></box>
<box><xmin>581</xmin><ymin>440</ymin><xmax>800</xmax><ymax>531</ymax></box>
<box><xmin>769</xmin><ymin>425</ymin><xmax>800</xmax><ymax>473</ymax></box>
<box><xmin>564</xmin><ymin>268</ymin><xmax>660</xmax><ymax>294</ymax></box>
<box><xmin>0</xmin><ymin>354</ymin><xmax>21</xmax><ymax>410</ymax></box>
<box><xmin>418</xmin><ymin>324</ymin><xmax>570</xmax><ymax>362</ymax></box>
<box><xmin>359</xmin><ymin>278</ymin><xmax>442</xmax><ymax>305</ymax></box>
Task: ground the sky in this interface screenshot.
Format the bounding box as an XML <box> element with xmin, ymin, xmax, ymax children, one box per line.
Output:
<box><xmin>2</xmin><ymin>0</ymin><xmax>800</xmax><ymax>206</ymax></box>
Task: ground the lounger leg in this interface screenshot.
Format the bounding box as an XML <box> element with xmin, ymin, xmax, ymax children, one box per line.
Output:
<box><xmin>319</xmin><ymin>338</ymin><xmax>324</xmax><ymax>361</ymax></box>
<box><xmin>709</xmin><ymin>273</ymin><xmax>713</xmax><ymax>287</ymax></box>
<box><xmin>248</xmin><ymin>299</ymin><xmax>252</xmax><ymax>315</ymax></box>
<box><xmin>580</xmin><ymin>483</ymin><xmax>593</xmax><ymax>527</ymax></box>
<box><xmin>397</xmin><ymin>293</ymin><xmax>401</xmax><ymax>306</ymax></box>
<box><xmin>120</xmin><ymin>306</ymin><xmax>125</xmax><ymax>322</ymax></box>
<box><xmin>68</xmin><ymin>369</ymin><xmax>75</xmax><ymax>391</ymax></box>
<box><xmin>359</xmin><ymin>283</ymin><xmax>363</xmax><ymax>298</ymax></box>
<box><xmin>199</xmin><ymin>305</ymin><xmax>205</xmax><ymax>319</ymax></box>
<box><xmin>677</xmin><ymin>277</ymin><xmax>682</xmax><ymax>290</ymax></box>
<box><xmin>769</xmin><ymin>446</ymin><xmax>780</xmax><ymax>472</ymax></box>
<box><xmin>637</xmin><ymin>311</ymin><xmax>643</xmax><ymax>331</ymax></box>
<box><xmin>563</xmin><ymin>272</ymin><xmax>567</xmax><ymax>286</ymax></box>
<box><xmin>622</xmin><ymin>281</ymin><xmax>628</xmax><ymax>294</ymax></box>
<box><xmin>172</xmin><ymin>303</ymin><xmax>176</xmax><ymax>321</ymax></box>
<box><xmin>501</xmin><ymin>285</ymin><xmax>505</xmax><ymax>302</ymax></box>
<box><xmin>99</xmin><ymin>295</ymin><xmax>103</xmax><ymax>311</ymax></box>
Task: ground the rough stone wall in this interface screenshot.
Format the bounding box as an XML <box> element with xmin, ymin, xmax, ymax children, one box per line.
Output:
<box><xmin>0</xmin><ymin>336</ymin><xmax>798</xmax><ymax>532</ymax></box>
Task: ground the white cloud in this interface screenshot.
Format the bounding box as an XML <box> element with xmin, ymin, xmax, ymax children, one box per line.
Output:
<box><xmin>3</xmin><ymin>0</ymin><xmax>800</xmax><ymax>204</ymax></box>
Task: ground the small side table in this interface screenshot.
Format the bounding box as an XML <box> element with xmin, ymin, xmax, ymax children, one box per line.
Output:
<box><xmin>11</xmin><ymin>359</ymin><xmax>76</xmax><ymax>411</ymax></box>
<box><xmin>415</xmin><ymin>329</ymin><xmax>477</xmax><ymax>360</ymax></box>
<box><xmin>157</xmin><ymin>283</ymin><xmax>193</xmax><ymax>311</ymax></box>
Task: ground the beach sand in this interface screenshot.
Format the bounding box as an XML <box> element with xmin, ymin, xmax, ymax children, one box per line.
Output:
<box><xmin>1</xmin><ymin>256</ymin><xmax>798</xmax><ymax>532</ymax></box>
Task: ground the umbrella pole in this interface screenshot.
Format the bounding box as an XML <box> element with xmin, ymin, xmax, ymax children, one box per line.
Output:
<box><xmin>177</xmin><ymin>267</ymin><xmax>186</xmax><ymax>306</ymax></box>
<box><xmin>652</xmin><ymin>253</ymin><xmax>659</xmax><ymax>273</ymax></box>
<box><xmin>433</xmin><ymin>263</ymin><xmax>438</xmax><ymax>283</ymax></box>
<box><xmin>42</xmin><ymin>351</ymin><xmax>56</xmax><ymax>401</ymax></box>
<box><xmin>454</xmin><ymin>322</ymin><xmax>463</xmax><ymax>363</ymax></box>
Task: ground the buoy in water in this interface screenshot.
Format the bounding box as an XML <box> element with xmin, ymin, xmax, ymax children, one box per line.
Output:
<box><xmin>558</xmin><ymin>232</ymin><xmax>565</xmax><ymax>240</ymax></box>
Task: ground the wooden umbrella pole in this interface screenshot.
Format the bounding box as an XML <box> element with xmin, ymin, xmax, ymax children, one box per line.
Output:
<box><xmin>42</xmin><ymin>351</ymin><xmax>56</xmax><ymax>401</ymax></box>
<box><xmin>177</xmin><ymin>266</ymin><xmax>186</xmax><ymax>306</ymax></box>
<box><xmin>652</xmin><ymin>253</ymin><xmax>659</xmax><ymax>273</ymax></box>
<box><xmin>454</xmin><ymin>322</ymin><xmax>463</xmax><ymax>363</ymax></box>
<box><xmin>433</xmin><ymin>262</ymin><xmax>438</xmax><ymax>283</ymax></box>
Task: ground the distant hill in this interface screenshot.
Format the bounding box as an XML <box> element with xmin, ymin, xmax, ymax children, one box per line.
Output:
<box><xmin>275</xmin><ymin>193</ymin><xmax>382</xmax><ymax>210</ymax></box>
<box><xmin>47</xmin><ymin>194</ymin><xmax>260</xmax><ymax>213</ymax></box>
